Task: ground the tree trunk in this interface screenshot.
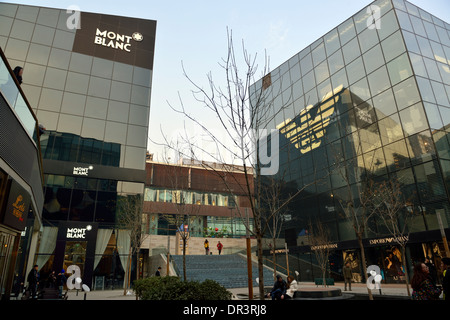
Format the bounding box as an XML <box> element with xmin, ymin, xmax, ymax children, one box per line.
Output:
<box><xmin>183</xmin><ymin>237</ymin><xmax>187</xmax><ymax>281</ymax></box>
<box><xmin>257</xmin><ymin>234</ymin><xmax>265</xmax><ymax>300</ymax></box>
<box><xmin>357</xmin><ymin>232</ymin><xmax>374</xmax><ymax>300</ymax></box>
<box><xmin>400</xmin><ymin>247</ymin><xmax>411</xmax><ymax>297</ymax></box>
<box><xmin>123</xmin><ymin>247</ymin><xmax>132</xmax><ymax>295</ymax></box>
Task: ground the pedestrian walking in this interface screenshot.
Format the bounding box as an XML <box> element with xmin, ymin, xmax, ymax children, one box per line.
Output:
<box><xmin>204</xmin><ymin>239</ymin><xmax>209</xmax><ymax>255</ymax></box>
<box><xmin>57</xmin><ymin>269</ymin><xmax>67</xmax><ymax>298</ymax></box>
<box><xmin>441</xmin><ymin>257</ymin><xmax>450</xmax><ymax>301</ymax></box>
<box><xmin>217</xmin><ymin>241</ymin><xmax>223</xmax><ymax>255</ymax></box>
<box><xmin>343</xmin><ymin>262</ymin><xmax>352</xmax><ymax>291</ymax></box>
<box><xmin>155</xmin><ymin>266</ymin><xmax>162</xmax><ymax>276</ymax></box>
<box><xmin>27</xmin><ymin>265</ymin><xmax>40</xmax><ymax>299</ymax></box>
<box><xmin>411</xmin><ymin>262</ymin><xmax>442</xmax><ymax>300</ymax></box>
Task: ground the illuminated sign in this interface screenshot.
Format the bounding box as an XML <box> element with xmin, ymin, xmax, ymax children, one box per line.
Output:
<box><xmin>66</xmin><ymin>225</ymin><xmax>92</xmax><ymax>239</ymax></box>
<box><xmin>277</xmin><ymin>85</ymin><xmax>344</xmax><ymax>154</ymax></box>
<box><xmin>94</xmin><ymin>28</ymin><xmax>143</xmax><ymax>52</ymax></box>
<box><xmin>3</xmin><ymin>180</ymin><xmax>30</xmax><ymax>231</ymax></box>
<box><xmin>73</xmin><ymin>166</ymin><xmax>93</xmax><ymax>176</ymax></box>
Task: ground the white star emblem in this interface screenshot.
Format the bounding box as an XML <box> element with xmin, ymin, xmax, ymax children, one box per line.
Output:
<box><xmin>132</xmin><ymin>32</ymin><xmax>144</xmax><ymax>42</ymax></box>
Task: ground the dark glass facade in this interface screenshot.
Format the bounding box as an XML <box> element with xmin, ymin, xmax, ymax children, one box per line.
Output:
<box><xmin>0</xmin><ymin>3</ymin><xmax>156</xmax><ymax>289</ymax></box>
<box><xmin>252</xmin><ymin>0</ymin><xmax>450</xmax><ymax>283</ymax></box>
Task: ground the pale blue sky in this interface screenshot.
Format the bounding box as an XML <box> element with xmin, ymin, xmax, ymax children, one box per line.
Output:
<box><xmin>4</xmin><ymin>0</ymin><xmax>450</xmax><ymax>162</ymax></box>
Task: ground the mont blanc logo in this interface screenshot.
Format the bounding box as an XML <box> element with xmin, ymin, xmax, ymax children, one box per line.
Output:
<box><xmin>66</xmin><ymin>225</ymin><xmax>92</xmax><ymax>239</ymax></box>
<box><xmin>73</xmin><ymin>165</ymin><xmax>93</xmax><ymax>176</ymax></box>
<box><xmin>94</xmin><ymin>28</ymin><xmax>143</xmax><ymax>52</ymax></box>
<box><xmin>132</xmin><ymin>32</ymin><xmax>144</xmax><ymax>42</ymax></box>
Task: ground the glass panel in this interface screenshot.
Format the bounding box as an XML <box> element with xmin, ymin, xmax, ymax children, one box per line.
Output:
<box><xmin>409</xmin><ymin>52</ymin><xmax>428</xmax><ymax>77</ymax></box>
<box><xmin>110</xmin><ymin>81</ymin><xmax>131</xmax><ymax>103</ymax></box>
<box><xmin>312</xmin><ymin>43</ymin><xmax>326</xmax><ymax>66</ymax></box>
<box><xmin>399</xmin><ymin>102</ymin><xmax>428</xmax><ymax>136</ymax></box>
<box><xmin>48</xmin><ymin>48</ymin><xmax>71</xmax><ymax>69</ymax></box>
<box><xmin>387</xmin><ymin>53</ymin><xmax>413</xmax><ymax>85</ymax></box>
<box><xmin>342</xmin><ymin>37</ymin><xmax>360</xmax><ymax>65</ymax></box>
<box><xmin>10</xmin><ymin>19</ymin><xmax>34</xmax><ymax>41</ymax></box>
<box><xmin>381</xmin><ymin>30</ymin><xmax>405</xmax><ymax>62</ymax></box>
<box><xmin>4</xmin><ymin>38</ymin><xmax>29</xmax><ymax>61</ymax></box>
<box><xmin>328</xmin><ymin>49</ymin><xmax>344</xmax><ymax>74</ymax></box>
<box><xmin>314</xmin><ymin>60</ymin><xmax>329</xmax><ymax>85</ymax></box>
<box><xmin>61</xmin><ymin>92</ymin><xmax>86</xmax><ymax>116</ymax></box>
<box><xmin>302</xmin><ymin>70</ymin><xmax>316</xmax><ymax>94</ymax></box>
<box><xmin>300</xmin><ymin>53</ymin><xmax>313</xmax><ymax>76</ymax></box>
<box><xmin>373</xmin><ymin>88</ymin><xmax>397</xmax><ymax>119</ymax></box>
<box><xmin>92</xmin><ymin>58</ymin><xmax>113</xmax><ymax>79</ymax></box>
<box><xmin>416</xmin><ymin>36</ymin><xmax>434</xmax><ymax>59</ymax></box>
<box><xmin>377</xmin><ymin>10</ymin><xmax>399</xmax><ymax>40</ymax></box>
<box><xmin>414</xmin><ymin>161</ymin><xmax>446</xmax><ymax>200</ymax></box>
<box><xmin>324</xmin><ymin>29</ymin><xmax>340</xmax><ymax>56</ymax></box>
<box><xmin>31</xmin><ymin>24</ymin><xmax>55</xmax><ymax>46</ymax></box>
<box><xmin>130</xmin><ymin>84</ymin><xmax>150</xmax><ymax>107</ymax></box>
<box><xmin>410</xmin><ymin>15</ymin><xmax>427</xmax><ymax>37</ymax></box>
<box><xmin>406</xmin><ymin>130</ymin><xmax>435</xmax><ymax>165</ymax></box>
<box><xmin>346</xmin><ymin>57</ymin><xmax>365</xmax><ymax>85</ymax></box>
<box><xmin>82</xmin><ymin>118</ymin><xmax>106</xmax><ymax>140</ymax></box>
<box><xmin>330</xmin><ymin>67</ymin><xmax>348</xmax><ymax>89</ymax></box>
<box><xmin>396</xmin><ymin>10</ymin><xmax>413</xmax><ymax>32</ymax></box>
<box><xmin>423</xmin><ymin>21</ymin><xmax>439</xmax><ymax>42</ymax></box>
<box><xmin>431</xmin><ymin>81</ymin><xmax>449</xmax><ymax>107</ymax></box>
<box><xmin>107</xmin><ymin>100</ymin><xmax>129</xmax><ymax>123</ymax></box>
<box><xmin>384</xmin><ymin>139</ymin><xmax>410</xmax><ymax>172</ymax></box>
<box><xmin>393</xmin><ymin>76</ymin><xmax>421</xmax><ymax>111</ymax></box>
<box><xmin>113</xmin><ymin>62</ymin><xmax>133</xmax><ymax>83</ymax></box>
<box><xmin>363</xmin><ymin>44</ymin><xmax>384</xmax><ymax>74</ymax></box>
<box><xmin>416</xmin><ymin>77</ymin><xmax>436</xmax><ymax>103</ymax></box>
<box><xmin>363</xmin><ymin>147</ymin><xmax>386</xmax><ymax>175</ymax></box>
<box><xmin>423</xmin><ymin>57</ymin><xmax>442</xmax><ymax>82</ymax></box>
<box><xmin>88</xmin><ymin>76</ymin><xmax>111</xmax><ymax>99</ymax></box>
<box><xmin>350</xmin><ymin>77</ymin><xmax>371</xmax><ymax>102</ymax></box>
<box><xmin>22</xmin><ymin>62</ymin><xmax>45</xmax><ymax>86</ymax></box>
<box><xmin>38</xmin><ymin>88</ymin><xmax>63</xmax><ymax>112</ymax></box>
<box><xmin>378</xmin><ymin>112</ymin><xmax>404</xmax><ymax>145</ymax></box>
<box><xmin>402</xmin><ymin>30</ymin><xmax>420</xmax><ymax>54</ymax></box>
<box><xmin>65</xmin><ymin>72</ymin><xmax>89</xmax><ymax>94</ymax></box>
<box><xmin>43</xmin><ymin>67</ymin><xmax>67</xmax><ymax>90</ymax></box>
<box><xmin>338</xmin><ymin>18</ymin><xmax>356</xmax><ymax>45</ymax></box>
<box><xmin>85</xmin><ymin>96</ymin><xmax>108</xmax><ymax>119</ymax></box>
<box><xmin>358</xmin><ymin>26</ymin><xmax>378</xmax><ymax>53</ymax></box>
<box><xmin>368</xmin><ymin>66</ymin><xmax>390</xmax><ymax>96</ymax></box>
<box><xmin>424</xmin><ymin>102</ymin><xmax>444</xmax><ymax>130</ymax></box>
<box><xmin>129</xmin><ymin>104</ymin><xmax>149</xmax><ymax>127</ymax></box>
<box><xmin>57</xmin><ymin>114</ymin><xmax>82</xmax><ymax>135</ymax></box>
<box><xmin>69</xmin><ymin>53</ymin><xmax>93</xmax><ymax>74</ymax></box>
<box><xmin>52</xmin><ymin>29</ymin><xmax>75</xmax><ymax>50</ymax></box>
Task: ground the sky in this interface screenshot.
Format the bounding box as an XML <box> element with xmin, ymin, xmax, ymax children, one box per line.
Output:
<box><xmin>3</xmin><ymin>0</ymin><xmax>450</xmax><ymax>163</ymax></box>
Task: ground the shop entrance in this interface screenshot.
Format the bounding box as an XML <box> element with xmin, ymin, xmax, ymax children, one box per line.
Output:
<box><xmin>64</xmin><ymin>241</ymin><xmax>87</xmax><ymax>276</ymax></box>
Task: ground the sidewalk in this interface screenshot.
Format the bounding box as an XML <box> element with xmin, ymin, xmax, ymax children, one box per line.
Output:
<box><xmin>64</xmin><ymin>282</ymin><xmax>413</xmax><ymax>300</ymax></box>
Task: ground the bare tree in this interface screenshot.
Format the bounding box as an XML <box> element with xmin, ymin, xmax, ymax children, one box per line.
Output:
<box><xmin>308</xmin><ymin>219</ymin><xmax>334</xmax><ymax>287</ymax></box>
<box><xmin>369</xmin><ymin>178</ymin><xmax>417</xmax><ymax>297</ymax></box>
<box><xmin>116</xmin><ymin>193</ymin><xmax>147</xmax><ymax>295</ymax></box>
<box><xmin>156</xmin><ymin>28</ymin><xmax>310</xmax><ymax>299</ymax></box>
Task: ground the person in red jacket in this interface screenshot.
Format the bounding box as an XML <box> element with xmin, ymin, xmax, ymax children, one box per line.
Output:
<box><xmin>217</xmin><ymin>241</ymin><xmax>223</xmax><ymax>255</ymax></box>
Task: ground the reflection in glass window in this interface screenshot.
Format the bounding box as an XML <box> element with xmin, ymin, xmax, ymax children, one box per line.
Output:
<box><xmin>399</xmin><ymin>102</ymin><xmax>428</xmax><ymax>136</ymax></box>
<box><xmin>324</xmin><ymin>29</ymin><xmax>340</xmax><ymax>56</ymax></box>
<box><xmin>377</xmin><ymin>10</ymin><xmax>399</xmax><ymax>40</ymax></box>
<box><xmin>416</xmin><ymin>77</ymin><xmax>436</xmax><ymax>104</ymax></box>
<box><xmin>342</xmin><ymin>37</ymin><xmax>360</xmax><ymax>65</ymax></box>
<box><xmin>414</xmin><ymin>161</ymin><xmax>446</xmax><ymax>200</ymax></box>
<box><xmin>381</xmin><ymin>30</ymin><xmax>405</xmax><ymax>62</ymax></box>
<box><xmin>338</xmin><ymin>18</ymin><xmax>356</xmax><ymax>45</ymax></box>
<box><xmin>378</xmin><ymin>113</ymin><xmax>404</xmax><ymax>145</ymax></box>
<box><xmin>424</xmin><ymin>102</ymin><xmax>444</xmax><ymax>130</ymax></box>
<box><xmin>406</xmin><ymin>130</ymin><xmax>435</xmax><ymax>165</ymax></box>
<box><xmin>384</xmin><ymin>139</ymin><xmax>410</xmax><ymax>172</ymax></box>
<box><xmin>373</xmin><ymin>88</ymin><xmax>397</xmax><ymax>119</ymax></box>
<box><xmin>363</xmin><ymin>44</ymin><xmax>384</xmax><ymax>74</ymax></box>
<box><xmin>387</xmin><ymin>53</ymin><xmax>413</xmax><ymax>85</ymax></box>
<box><xmin>368</xmin><ymin>65</ymin><xmax>390</xmax><ymax>96</ymax></box>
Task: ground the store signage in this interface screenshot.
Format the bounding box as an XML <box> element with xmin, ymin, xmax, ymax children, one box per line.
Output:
<box><xmin>94</xmin><ymin>28</ymin><xmax>143</xmax><ymax>52</ymax></box>
<box><xmin>368</xmin><ymin>236</ymin><xmax>409</xmax><ymax>246</ymax></box>
<box><xmin>66</xmin><ymin>225</ymin><xmax>92</xmax><ymax>239</ymax></box>
<box><xmin>73</xmin><ymin>166</ymin><xmax>93</xmax><ymax>176</ymax></box>
<box><xmin>3</xmin><ymin>180</ymin><xmax>30</xmax><ymax>231</ymax></box>
<box><xmin>277</xmin><ymin>85</ymin><xmax>344</xmax><ymax>154</ymax></box>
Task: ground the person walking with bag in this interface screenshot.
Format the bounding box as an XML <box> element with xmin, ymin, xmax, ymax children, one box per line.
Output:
<box><xmin>411</xmin><ymin>262</ymin><xmax>442</xmax><ymax>300</ymax></box>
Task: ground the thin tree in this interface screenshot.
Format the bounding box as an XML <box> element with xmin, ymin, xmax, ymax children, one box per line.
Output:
<box><xmin>156</xmin><ymin>29</ymin><xmax>308</xmax><ymax>299</ymax></box>
<box><xmin>116</xmin><ymin>193</ymin><xmax>147</xmax><ymax>295</ymax></box>
<box><xmin>369</xmin><ymin>178</ymin><xmax>417</xmax><ymax>297</ymax></box>
<box><xmin>308</xmin><ymin>219</ymin><xmax>334</xmax><ymax>287</ymax></box>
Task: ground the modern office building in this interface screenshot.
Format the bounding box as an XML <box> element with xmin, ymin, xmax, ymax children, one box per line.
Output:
<box><xmin>0</xmin><ymin>3</ymin><xmax>156</xmax><ymax>290</ymax></box>
<box><xmin>143</xmin><ymin>159</ymin><xmax>254</xmax><ymax>239</ymax></box>
<box><xmin>252</xmin><ymin>0</ymin><xmax>450</xmax><ymax>282</ymax></box>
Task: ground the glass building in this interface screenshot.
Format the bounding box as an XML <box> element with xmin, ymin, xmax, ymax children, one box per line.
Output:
<box><xmin>0</xmin><ymin>3</ymin><xmax>156</xmax><ymax>289</ymax></box>
<box><xmin>252</xmin><ymin>0</ymin><xmax>450</xmax><ymax>283</ymax></box>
